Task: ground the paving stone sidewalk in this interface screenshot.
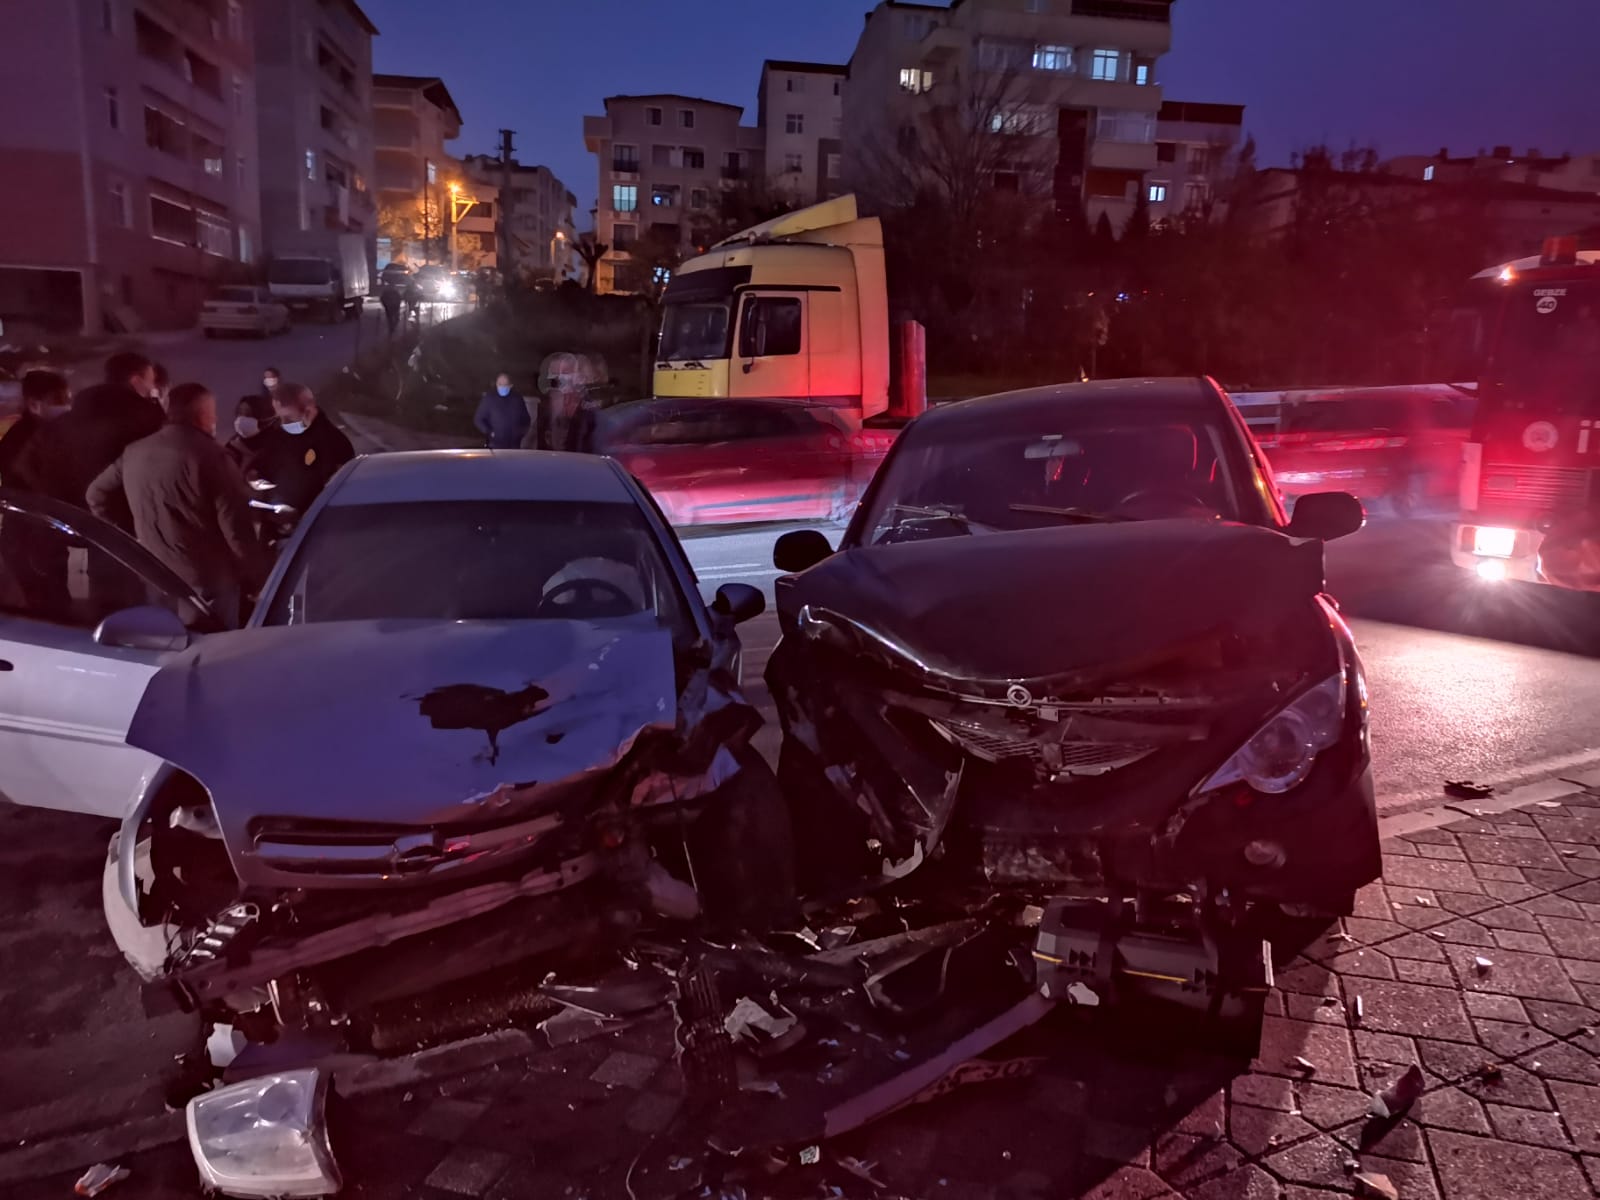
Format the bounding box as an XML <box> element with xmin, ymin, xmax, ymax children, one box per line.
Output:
<box><xmin>18</xmin><ymin>781</ymin><xmax>1600</xmax><ymax>1200</ymax></box>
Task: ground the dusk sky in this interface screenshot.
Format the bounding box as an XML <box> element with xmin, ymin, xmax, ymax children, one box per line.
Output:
<box><xmin>360</xmin><ymin>0</ymin><xmax>1600</xmax><ymax>225</ymax></box>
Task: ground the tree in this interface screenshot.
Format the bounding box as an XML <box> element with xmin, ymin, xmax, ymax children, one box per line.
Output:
<box><xmin>574</xmin><ymin>233</ymin><xmax>608</xmax><ymax>293</ymax></box>
<box><xmin>376</xmin><ymin>192</ymin><xmax>447</xmax><ymax>264</ymax></box>
<box><xmin>628</xmin><ymin>224</ymin><xmax>688</xmax><ymax>300</ymax></box>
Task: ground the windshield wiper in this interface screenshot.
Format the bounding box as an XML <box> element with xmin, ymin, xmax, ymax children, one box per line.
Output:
<box><xmin>1008</xmin><ymin>503</ymin><xmax>1121</xmax><ymax>523</ymax></box>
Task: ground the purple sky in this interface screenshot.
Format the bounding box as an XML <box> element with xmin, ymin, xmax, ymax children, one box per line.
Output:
<box><xmin>359</xmin><ymin>0</ymin><xmax>1600</xmax><ymax>226</ymax></box>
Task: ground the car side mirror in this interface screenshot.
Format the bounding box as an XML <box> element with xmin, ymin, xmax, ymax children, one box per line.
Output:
<box><xmin>774</xmin><ymin>529</ymin><xmax>833</xmax><ymax>573</ymax></box>
<box><xmin>712</xmin><ymin>582</ymin><xmax>765</xmax><ymax>624</ymax></box>
<box><xmin>1287</xmin><ymin>491</ymin><xmax>1365</xmax><ymax>542</ymax></box>
<box><xmin>94</xmin><ymin>605</ymin><xmax>191</xmax><ymax>652</ymax></box>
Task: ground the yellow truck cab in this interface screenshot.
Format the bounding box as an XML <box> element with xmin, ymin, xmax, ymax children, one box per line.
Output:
<box><xmin>654</xmin><ymin>196</ymin><xmax>890</xmax><ymax>428</ymax></box>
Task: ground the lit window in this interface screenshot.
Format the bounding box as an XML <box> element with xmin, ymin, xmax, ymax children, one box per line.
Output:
<box><xmin>1091</xmin><ymin>48</ymin><xmax>1126</xmax><ymax>82</ymax></box>
<box><xmin>1032</xmin><ymin>45</ymin><xmax>1071</xmax><ymax>73</ymax></box>
<box><xmin>898</xmin><ymin>68</ymin><xmax>932</xmax><ymax>94</ymax></box>
<box><xmin>1148</xmin><ymin>182</ymin><xmax>1168</xmax><ymax>203</ymax></box>
<box><xmin>1135</xmin><ymin>62</ymin><xmax>1150</xmax><ymax>85</ymax></box>
<box><xmin>304</xmin><ymin>149</ymin><xmax>316</xmax><ymax>180</ymax></box>
<box><xmin>826</xmin><ymin>153</ymin><xmax>841</xmax><ymax>179</ymax></box>
<box><xmin>612</xmin><ymin>184</ymin><xmax>638</xmax><ymax>212</ymax></box>
<box><xmin>651</xmin><ymin>184</ymin><xmax>679</xmax><ymax>207</ymax></box>
<box><xmin>646</xmin><ymin>107</ymin><xmax>663</xmax><ymax>126</ymax></box>
<box><xmin>1096</xmin><ymin>108</ymin><xmax>1155</xmax><ymax>144</ymax></box>
<box><xmin>1423</xmin><ymin>164</ymin><xmax>1436</xmax><ymax>181</ymax></box>
<box><xmin>786</xmin><ymin>112</ymin><xmax>805</xmax><ymax>134</ymax></box>
<box><xmin>990</xmin><ymin>106</ymin><xmax>1049</xmax><ymax>136</ymax></box>
<box><xmin>426</xmin><ymin>160</ymin><xmax>437</xmax><ymax>184</ymax></box>
<box><xmin>105</xmin><ymin>87</ymin><xmax>120</xmax><ymax>130</ymax></box>
<box><xmin>679</xmin><ymin>108</ymin><xmax>695</xmax><ymax>129</ymax></box>
<box><xmin>784</xmin><ymin>153</ymin><xmax>803</xmax><ymax>173</ymax></box>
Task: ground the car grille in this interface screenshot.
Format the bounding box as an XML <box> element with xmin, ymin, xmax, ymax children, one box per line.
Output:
<box><xmin>935</xmin><ymin>720</ymin><xmax>1155</xmax><ymax>777</ymax></box>
<box><xmin>1480</xmin><ymin>463</ymin><xmax>1593</xmax><ymax>512</ymax></box>
<box><xmin>249</xmin><ymin>812</ymin><xmax>566</xmax><ymax>881</ymax></box>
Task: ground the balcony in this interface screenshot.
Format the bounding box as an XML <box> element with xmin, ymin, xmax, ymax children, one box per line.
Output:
<box><xmin>1090</xmin><ymin>138</ymin><xmax>1157</xmax><ymax>172</ymax></box>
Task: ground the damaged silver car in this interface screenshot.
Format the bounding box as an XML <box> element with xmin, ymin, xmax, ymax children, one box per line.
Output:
<box><xmin>766</xmin><ymin>378</ymin><xmax>1378</xmax><ymax>1007</ymax></box>
<box><xmin>0</xmin><ymin>452</ymin><xmax>790</xmax><ymax>1051</ymax></box>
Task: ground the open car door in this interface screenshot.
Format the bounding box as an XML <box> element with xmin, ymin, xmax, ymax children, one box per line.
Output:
<box><xmin>0</xmin><ymin>487</ymin><xmax>212</xmax><ymax>818</ymax></box>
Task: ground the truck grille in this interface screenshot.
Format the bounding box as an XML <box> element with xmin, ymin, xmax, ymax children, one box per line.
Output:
<box><xmin>1479</xmin><ymin>463</ymin><xmax>1592</xmax><ymax>512</ymax></box>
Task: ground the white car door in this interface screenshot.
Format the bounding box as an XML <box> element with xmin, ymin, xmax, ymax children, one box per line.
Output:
<box><xmin>0</xmin><ymin>490</ymin><xmax>211</xmax><ymax>819</ymax></box>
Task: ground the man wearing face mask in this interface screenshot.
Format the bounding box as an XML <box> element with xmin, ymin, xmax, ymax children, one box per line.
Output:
<box><xmin>87</xmin><ymin>383</ymin><xmax>265</xmax><ymax>628</ymax></box>
<box><xmin>473</xmin><ymin>372</ymin><xmax>531</xmax><ymax>449</ymax></box>
<box><xmin>0</xmin><ymin>370</ymin><xmax>70</xmax><ymax>487</ymax></box>
<box><xmin>261</xmin><ymin>382</ymin><xmax>355</xmax><ymax>514</ymax></box>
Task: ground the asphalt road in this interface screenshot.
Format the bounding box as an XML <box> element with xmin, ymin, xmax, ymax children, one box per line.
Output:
<box><xmin>3</xmin><ymin>513</ymin><xmax>1600</xmax><ymax>1157</ymax></box>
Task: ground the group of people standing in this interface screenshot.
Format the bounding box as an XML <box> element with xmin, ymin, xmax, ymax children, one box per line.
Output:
<box><xmin>472</xmin><ymin>354</ymin><xmax>609</xmax><ymax>453</ymax></box>
<box><xmin>0</xmin><ymin>353</ymin><xmax>352</xmax><ymax>628</ymax></box>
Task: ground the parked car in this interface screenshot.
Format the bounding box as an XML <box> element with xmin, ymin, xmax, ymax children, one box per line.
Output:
<box><xmin>380</xmin><ymin>261</ymin><xmax>413</xmax><ymax>289</ymax></box>
<box><xmin>764</xmin><ymin>377</ymin><xmax>1377</xmax><ymax>944</ymax></box>
<box><xmin>1255</xmin><ymin>389</ymin><xmax>1473</xmax><ymax>515</ymax></box>
<box><xmin>0</xmin><ymin>452</ymin><xmax>786</xmax><ymax>1047</ymax></box>
<box><xmin>590</xmin><ymin>397</ymin><xmax>894</xmax><ymax>527</ymax></box>
<box><xmin>199</xmin><ymin>286</ymin><xmax>290</xmax><ymax>339</ymax></box>
<box><xmin>413</xmin><ymin>264</ymin><xmax>461</xmax><ymax>302</ymax></box>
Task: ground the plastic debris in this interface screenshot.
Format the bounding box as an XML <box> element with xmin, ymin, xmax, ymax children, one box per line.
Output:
<box><xmin>799</xmin><ymin>1145</ymin><xmax>821</xmax><ymax>1166</ymax></box>
<box><xmin>1342</xmin><ymin>1156</ymin><xmax>1360</xmax><ymax>1174</ymax></box>
<box><xmin>1536</xmin><ymin>800</ymin><xmax>1563</xmax><ymax>808</ymax></box>
<box><xmin>1065</xmin><ymin>982</ymin><xmax>1100</xmax><ymax>1007</ymax></box>
<box><xmin>837</xmin><ymin>1157</ymin><xmax>884</xmax><ymax>1188</ymax></box>
<box><xmin>668</xmin><ymin>1156</ymin><xmax>695</xmax><ymax>1172</ymax></box>
<box><xmin>723</xmin><ymin>996</ymin><xmax>805</xmax><ymax>1057</ymax></box>
<box><xmin>1354</xmin><ymin>1171</ymin><xmax>1400</xmax><ymax>1200</ymax></box>
<box><xmin>1369</xmin><ymin>1064</ymin><xmax>1425</xmax><ymax>1120</ymax></box>
<box><xmin>1321</xmin><ymin>996</ymin><xmax>1340</xmax><ymax>1007</ymax></box>
<box><xmin>1292</xmin><ymin>1056</ymin><xmax>1318</xmax><ymax>1074</ymax></box>
<box><xmin>1444</xmin><ymin>779</ymin><xmax>1495</xmax><ymax>800</ymax></box>
<box><xmin>1414</xmin><ymin>896</ymin><xmax>1433</xmax><ymax>907</ymax></box>
<box><xmin>1326</xmin><ymin>931</ymin><xmax>1356</xmax><ymax>944</ymax></box>
<box><xmin>74</xmin><ymin>1164</ymin><xmax>129</xmax><ymax>1196</ymax></box>
<box><xmin>1353</xmin><ymin>996</ymin><xmax>1365</xmax><ymax>1025</ymax></box>
<box><xmin>1474</xmin><ymin>956</ymin><xmax>1494</xmax><ymax>975</ymax></box>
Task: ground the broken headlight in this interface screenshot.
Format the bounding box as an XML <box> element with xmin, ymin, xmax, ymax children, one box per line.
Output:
<box><xmin>186</xmin><ymin>1068</ymin><xmax>340</xmax><ymax>1198</ymax></box>
<box><xmin>1197</xmin><ymin>671</ymin><xmax>1346</xmax><ymax>796</ymax></box>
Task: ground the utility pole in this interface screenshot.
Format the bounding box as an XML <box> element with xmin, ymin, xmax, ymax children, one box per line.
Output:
<box><xmin>498</xmin><ymin>129</ymin><xmax>516</xmax><ymax>286</ymax></box>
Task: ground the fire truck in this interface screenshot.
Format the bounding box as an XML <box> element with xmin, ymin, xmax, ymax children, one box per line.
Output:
<box><xmin>1452</xmin><ymin>237</ymin><xmax>1600</xmax><ymax>591</ymax></box>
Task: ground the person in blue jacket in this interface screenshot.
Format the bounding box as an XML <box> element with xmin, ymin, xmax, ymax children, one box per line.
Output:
<box><xmin>474</xmin><ymin>372</ymin><xmax>531</xmax><ymax>449</ymax></box>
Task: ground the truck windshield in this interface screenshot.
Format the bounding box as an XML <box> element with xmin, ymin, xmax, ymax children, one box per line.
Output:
<box><xmin>1485</xmin><ymin>279</ymin><xmax>1600</xmax><ymax>416</ymax></box>
<box><xmin>659</xmin><ymin>302</ymin><xmax>730</xmax><ymax>362</ymax></box>
<box><xmin>268</xmin><ymin>259</ymin><xmax>333</xmax><ymax>286</ymax></box>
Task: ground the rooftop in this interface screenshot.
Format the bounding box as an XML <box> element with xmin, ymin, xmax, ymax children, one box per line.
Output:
<box><xmin>329</xmin><ymin>451</ymin><xmax>633</xmax><ymax>507</ymax></box>
<box><xmin>603</xmin><ymin>94</ymin><xmax>744</xmax><ymax>114</ymax></box>
<box><xmin>763</xmin><ymin>59</ymin><xmax>849</xmax><ymax>76</ymax></box>
<box><xmin>372</xmin><ymin>74</ymin><xmax>463</xmax><ymax>125</ymax></box>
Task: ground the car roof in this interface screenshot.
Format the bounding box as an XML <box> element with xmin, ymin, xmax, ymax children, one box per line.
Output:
<box><xmin>920</xmin><ymin>377</ymin><xmax>1224</xmax><ymax>429</ymax></box>
<box><xmin>327</xmin><ymin>450</ymin><xmax>636</xmax><ymax>506</ymax></box>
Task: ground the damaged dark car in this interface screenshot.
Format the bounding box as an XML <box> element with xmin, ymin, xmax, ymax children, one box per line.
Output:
<box><xmin>0</xmin><ymin>453</ymin><xmax>790</xmax><ymax>1052</ymax></box>
<box><xmin>766</xmin><ymin>378</ymin><xmax>1378</xmax><ymax>1007</ymax></box>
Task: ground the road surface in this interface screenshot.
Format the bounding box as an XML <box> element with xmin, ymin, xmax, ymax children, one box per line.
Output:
<box><xmin>3</xmin><ymin>514</ymin><xmax>1600</xmax><ymax>1155</ymax></box>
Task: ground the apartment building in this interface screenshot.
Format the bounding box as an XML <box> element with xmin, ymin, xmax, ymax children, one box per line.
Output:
<box><xmin>0</xmin><ymin>0</ymin><xmax>262</xmax><ymax>332</ymax></box>
<box><xmin>1385</xmin><ymin>146</ymin><xmax>1600</xmax><ymax>195</ymax></box>
<box><xmin>254</xmin><ymin>0</ymin><xmax>376</xmax><ymax>262</ymax></box>
<box><xmin>1148</xmin><ymin>100</ymin><xmax>1244</xmax><ymax>223</ymax></box>
<box><xmin>583</xmin><ymin>94</ymin><xmax>763</xmax><ymax>294</ymax></box>
<box><xmin>458</xmin><ymin>155</ymin><xmax>579</xmax><ymax>282</ymax></box>
<box><xmin>757</xmin><ymin>60</ymin><xmax>847</xmax><ymax>206</ymax></box>
<box><xmin>372</xmin><ymin>73</ymin><xmax>462</xmax><ymax>266</ymax></box>
<box><xmin>842</xmin><ymin>0</ymin><xmax>1174</xmax><ymax>232</ymax></box>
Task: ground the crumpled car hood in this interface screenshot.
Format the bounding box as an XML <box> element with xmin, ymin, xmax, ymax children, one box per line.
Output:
<box><xmin>128</xmin><ymin>618</ymin><xmax>678</xmax><ymax>873</ymax></box>
<box><xmin>782</xmin><ymin>519</ymin><xmax>1325</xmax><ymax>685</ymax></box>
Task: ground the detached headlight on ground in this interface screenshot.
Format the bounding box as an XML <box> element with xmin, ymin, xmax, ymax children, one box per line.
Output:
<box><xmin>1198</xmin><ymin>672</ymin><xmax>1346</xmax><ymax>795</ymax></box>
<box><xmin>186</xmin><ymin>1069</ymin><xmax>340</xmax><ymax>1198</ymax></box>
<box><xmin>1472</xmin><ymin>526</ymin><xmax>1517</xmax><ymax>558</ymax></box>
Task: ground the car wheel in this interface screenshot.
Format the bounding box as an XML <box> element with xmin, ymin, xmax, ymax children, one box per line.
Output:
<box><xmin>684</xmin><ymin>746</ymin><xmax>798</xmax><ymax>932</ymax></box>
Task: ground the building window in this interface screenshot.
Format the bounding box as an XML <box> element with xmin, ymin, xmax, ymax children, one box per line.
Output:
<box><xmin>613</xmin><ymin>143</ymin><xmax>639</xmax><ymax>171</ymax></box>
<box><xmin>784</xmin><ymin>153</ymin><xmax>803</xmax><ymax>173</ymax></box>
<box><xmin>238</xmin><ymin>226</ymin><xmax>251</xmax><ymax>264</ymax></box>
<box><xmin>900</xmin><ymin>12</ymin><xmax>932</xmax><ymax>40</ymax></box>
<box><xmin>723</xmin><ymin>150</ymin><xmax>742</xmax><ymax>178</ymax></box>
<box><xmin>226</xmin><ymin>0</ymin><xmax>243</xmax><ymax>40</ymax></box>
<box><xmin>690</xmin><ymin>188</ymin><xmax>709</xmax><ymax>209</ymax></box>
<box><xmin>236</xmin><ymin>153</ymin><xmax>246</xmax><ymax>187</ymax></box>
<box><xmin>197</xmin><ymin>210</ymin><xmax>231</xmax><ymax>256</ymax></box>
<box><xmin>785</xmin><ymin>112</ymin><xmax>804</xmax><ymax>134</ymax></box>
<box><xmin>978</xmin><ymin>39</ymin><xmax>1030</xmax><ymax>72</ymax></box>
<box><xmin>143</xmin><ymin>105</ymin><xmax>185</xmax><ymax>157</ymax></box>
<box><xmin>898</xmin><ymin>68</ymin><xmax>932</xmax><ymax>94</ymax></box>
<box><xmin>426</xmin><ymin>160</ymin><xmax>437</xmax><ymax>184</ymax></box>
<box><xmin>304</xmin><ymin>149</ymin><xmax>316</xmax><ymax>180</ymax></box>
<box><xmin>612</xmin><ymin>184</ymin><xmax>638</xmax><ymax>211</ymax></box>
<box><xmin>833</xmin><ymin>79</ymin><xmax>841</xmax><ymax>96</ymax></box>
<box><xmin>651</xmin><ymin>184</ymin><xmax>679</xmax><ymax>207</ymax></box>
<box><xmin>105</xmin><ymin>87</ymin><xmax>120</xmax><ymax>130</ymax></box>
<box><xmin>1187</xmin><ymin>145</ymin><xmax>1210</xmax><ymax>172</ymax></box>
<box><xmin>1156</xmin><ymin>141</ymin><xmax>1176</xmax><ymax>163</ymax></box>
<box><xmin>682</xmin><ymin>147</ymin><xmax>705</xmax><ymax>169</ymax></box>
<box><xmin>197</xmin><ymin>136</ymin><xmax>223</xmax><ymax>176</ymax></box>
<box><xmin>99</xmin><ymin>0</ymin><xmax>114</xmax><ymax>32</ymax></box>
<box><xmin>1183</xmin><ymin>180</ymin><xmax>1206</xmax><ymax>209</ymax></box>
<box><xmin>1423</xmin><ymin>164</ymin><xmax>1436</xmax><ymax>181</ymax></box>
<box><xmin>149</xmin><ymin>195</ymin><xmax>196</xmax><ymax>245</ymax></box>
<box><xmin>991</xmin><ymin>106</ymin><xmax>1050</xmax><ymax>136</ymax></box>
<box><xmin>231</xmin><ymin>74</ymin><xmax>243</xmax><ymax>114</ymax></box>
<box><xmin>646</xmin><ymin>106</ymin><xmax>663</xmax><ymax>126</ymax></box>
<box><xmin>1134</xmin><ymin>62</ymin><xmax>1150</xmax><ymax>85</ymax></box>
<box><xmin>738</xmin><ymin>296</ymin><xmax>803</xmax><ymax>358</ymax></box>
<box><xmin>1096</xmin><ymin>108</ymin><xmax>1155</xmax><ymax>144</ymax></box>
<box><xmin>1091</xmin><ymin>48</ymin><xmax>1126</xmax><ymax>82</ymax></box>
<box><xmin>612</xmin><ymin>222</ymin><xmax>636</xmax><ymax>250</ymax></box>
<box><xmin>1148</xmin><ymin>181</ymin><xmax>1168</xmax><ymax>203</ymax></box>
<box><xmin>108</xmin><ymin>179</ymin><xmax>131</xmax><ymax>228</ymax></box>
<box><xmin>787</xmin><ymin>76</ymin><xmax>804</xmax><ymax>93</ymax></box>
<box><xmin>826</xmin><ymin>153</ymin><xmax>841</xmax><ymax>179</ymax></box>
<box><xmin>679</xmin><ymin>108</ymin><xmax>695</xmax><ymax>129</ymax></box>
<box><xmin>1032</xmin><ymin>44</ymin><xmax>1072</xmax><ymax>73</ymax></box>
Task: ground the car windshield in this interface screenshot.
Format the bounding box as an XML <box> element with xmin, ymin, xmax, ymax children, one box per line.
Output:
<box><xmin>263</xmin><ymin>500</ymin><xmax>694</xmax><ymax>636</ymax></box>
<box><xmin>1485</xmin><ymin>280</ymin><xmax>1600</xmax><ymax>416</ymax></box>
<box><xmin>214</xmin><ymin>286</ymin><xmax>259</xmax><ymax>304</ymax></box>
<box><xmin>268</xmin><ymin>258</ymin><xmax>332</xmax><ymax>285</ymax></box>
<box><xmin>659</xmin><ymin>302</ymin><xmax>730</xmax><ymax>362</ymax></box>
<box><xmin>858</xmin><ymin>403</ymin><xmax>1260</xmax><ymax>546</ymax></box>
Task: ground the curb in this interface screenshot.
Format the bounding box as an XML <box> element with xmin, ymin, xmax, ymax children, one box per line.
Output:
<box><xmin>1377</xmin><ymin>767</ymin><xmax>1600</xmax><ymax>840</ymax></box>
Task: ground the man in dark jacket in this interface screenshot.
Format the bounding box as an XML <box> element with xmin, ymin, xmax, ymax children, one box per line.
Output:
<box><xmin>474</xmin><ymin>373</ymin><xmax>531</xmax><ymax>449</ymax></box>
<box><xmin>0</xmin><ymin>369</ymin><xmax>70</xmax><ymax>486</ymax></box>
<box><xmin>87</xmin><ymin>383</ymin><xmax>265</xmax><ymax>628</ymax></box>
<box><xmin>260</xmin><ymin>382</ymin><xmax>355</xmax><ymax>514</ymax></box>
<box><xmin>16</xmin><ymin>351</ymin><xmax>163</xmax><ymax>507</ymax></box>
